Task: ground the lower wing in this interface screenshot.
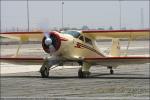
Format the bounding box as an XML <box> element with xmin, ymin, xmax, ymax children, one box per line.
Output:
<box><xmin>1</xmin><ymin>55</ymin><xmax>149</xmax><ymax>67</ymax></box>
<box><xmin>84</xmin><ymin>56</ymin><xmax>150</xmax><ymax>67</ymax></box>
<box><xmin>0</xmin><ymin>55</ymin><xmax>44</xmax><ymax>65</ymax></box>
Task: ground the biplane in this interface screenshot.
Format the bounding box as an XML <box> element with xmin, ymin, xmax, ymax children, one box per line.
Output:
<box><xmin>0</xmin><ymin>29</ymin><xmax>150</xmax><ymax>78</ymax></box>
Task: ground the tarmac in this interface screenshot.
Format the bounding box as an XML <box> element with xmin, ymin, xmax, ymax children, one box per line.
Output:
<box><xmin>0</xmin><ymin>40</ymin><xmax>150</xmax><ymax>99</ymax></box>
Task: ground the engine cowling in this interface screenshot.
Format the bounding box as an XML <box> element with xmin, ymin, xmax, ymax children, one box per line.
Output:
<box><xmin>42</xmin><ymin>31</ymin><xmax>61</xmax><ymax>53</ymax></box>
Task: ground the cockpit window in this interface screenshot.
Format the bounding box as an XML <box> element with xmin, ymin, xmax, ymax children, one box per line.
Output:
<box><xmin>79</xmin><ymin>35</ymin><xmax>84</xmax><ymax>42</ymax></box>
<box><xmin>61</xmin><ymin>31</ymin><xmax>80</xmax><ymax>38</ymax></box>
<box><xmin>85</xmin><ymin>37</ymin><xmax>92</xmax><ymax>45</ymax></box>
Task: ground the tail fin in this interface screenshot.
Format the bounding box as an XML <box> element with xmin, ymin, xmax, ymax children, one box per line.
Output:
<box><xmin>110</xmin><ymin>38</ymin><xmax>120</xmax><ymax>57</ymax></box>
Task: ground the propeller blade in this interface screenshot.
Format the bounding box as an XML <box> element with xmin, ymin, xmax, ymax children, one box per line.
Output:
<box><xmin>43</xmin><ymin>31</ymin><xmax>52</xmax><ymax>46</ymax></box>
<box><xmin>44</xmin><ymin>32</ymin><xmax>50</xmax><ymax>39</ymax></box>
<box><xmin>49</xmin><ymin>45</ymin><xmax>56</xmax><ymax>55</ymax></box>
<box><xmin>38</xmin><ymin>19</ymin><xmax>50</xmax><ymax>31</ymax></box>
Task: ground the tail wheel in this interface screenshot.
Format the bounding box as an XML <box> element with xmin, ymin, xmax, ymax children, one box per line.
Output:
<box><xmin>107</xmin><ymin>66</ymin><xmax>114</xmax><ymax>75</ymax></box>
<box><xmin>110</xmin><ymin>69</ymin><xmax>114</xmax><ymax>74</ymax></box>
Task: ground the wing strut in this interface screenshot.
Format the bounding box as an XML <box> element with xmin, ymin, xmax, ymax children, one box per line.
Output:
<box><xmin>125</xmin><ymin>39</ymin><xmax>131</xmax><ymax>56</ymax></box>
<box><xmin>15</xmin><ymin>42</ymin><xmax>22</xmax><ymax>57</ymax></box>
<box><xmin>110</xmin><ymin>38</ymin><xmax>120</xmax><ymax>57</ymax></box>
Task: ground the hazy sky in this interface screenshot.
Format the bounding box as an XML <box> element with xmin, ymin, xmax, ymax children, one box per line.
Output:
<box><xmin>1</xmin><ymin>0</ymin><xmax>149</xmax><ymax>31</ymax></box>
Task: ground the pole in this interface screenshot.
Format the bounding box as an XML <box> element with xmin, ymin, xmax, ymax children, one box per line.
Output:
<box><xmin>119</xmin><ymin>0</ymin><xmax>122</xmax><ymax>30</ymax></box>
<box><xmin>62</xmin><ymin>1</ymin><xmax>64</xmax><ymax>30</ymax></box>
<box><xmin>27</xmin><ymin>0</ymin><xmax>30</xmax><ymax>32</ymax></box>
<box><xmin>0</xmin><ymin>0</ymin><xmax>1</xmax><ymax>32</ymax></box>
<box><xmin>140</xmin><ymin>8</ymin><xmax>144</xmax><ymax>29</ymax></box>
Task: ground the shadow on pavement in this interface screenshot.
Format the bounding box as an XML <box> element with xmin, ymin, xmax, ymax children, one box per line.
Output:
<box><xmin>1</xmin><ymin>73</ymin><xmax>149</xmax><ymax>79</ymax></box>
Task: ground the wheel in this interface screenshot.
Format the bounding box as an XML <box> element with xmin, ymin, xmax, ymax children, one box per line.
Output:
<box><xmin>110</xmin><ymin>69</ymin><xmax>114</xmax><ymax>74</ymax></box>
<box><xmin>78</xmin><ymin>68</ymin><xmax>90</xmax><ymax>78</ymax></box>
<box><xmin>40</xmin><ymin>60</ymin><xmax>50</xmax><ymax>78</ymax></box>
<box><xmin>40</xmin><ymin>67</ymin><xmax>49</xmax><ymax>78</ymax></box>
<box><xmin>78</xmin><ymin>68</ymin><xmax>84</xmax><ymax>78</ymax></box>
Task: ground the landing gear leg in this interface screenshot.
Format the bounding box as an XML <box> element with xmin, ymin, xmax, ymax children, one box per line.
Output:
<box><xmin>78</xmin><ymin>62</ymin><xmax>91</xmax><ymax>78</ymax></box>
<box><xmin>107</xmin><ymin>66</ymin><xmax>114</xmax><ymax>74</ymax></box>
<box><xmin>78</xmin><ymin>67</ymin><xmax>90</xmax><ymax>78</ymax></box>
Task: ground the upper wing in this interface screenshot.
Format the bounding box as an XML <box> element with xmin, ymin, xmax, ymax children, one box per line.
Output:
<box><xmin>85</xmin><ymin>56</ymin><xmax>150</xmax><ymax>67</ymax></box>
<box><xmin>82</xmin><ymin>29</ymin><xmax>150</xmax><ymax>40</ymax></box>
<box><xmin>0</xmin><ymin>32</ymin><xmax>43</xmax><ymax>42</ymax></box>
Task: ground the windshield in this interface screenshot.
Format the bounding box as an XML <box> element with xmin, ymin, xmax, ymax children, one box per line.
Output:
<box><xmin>61</xmin><ymin>30</ymin><xmax>80</xmax><ymax>38</ymax></box>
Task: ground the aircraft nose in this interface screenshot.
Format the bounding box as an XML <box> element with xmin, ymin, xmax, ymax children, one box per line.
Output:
<box><xmin>42</xmin><ymin>31</ymin><xmax>61</xmax><ymax>54</ymax></box>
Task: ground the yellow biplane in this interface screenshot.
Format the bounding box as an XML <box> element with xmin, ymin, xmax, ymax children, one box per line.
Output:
<box><xmin>0</xmin><ymin>29</ymin><xmax>150</xmax><ymax>78</ymax></box>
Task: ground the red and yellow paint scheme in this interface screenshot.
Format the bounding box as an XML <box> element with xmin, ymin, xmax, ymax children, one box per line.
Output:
<box><xmin>0</xmin><ymin>29</ymin><xmax>150</xmax><ymax>78</ymax></box>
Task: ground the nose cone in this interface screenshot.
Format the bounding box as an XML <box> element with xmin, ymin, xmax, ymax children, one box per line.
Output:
<box><xmin>45</xmin><ymin>38</ymin><xmax>52</xmax><ymax>46</ymax></box>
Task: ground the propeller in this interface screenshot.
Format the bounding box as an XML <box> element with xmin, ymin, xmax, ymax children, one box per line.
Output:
<box><xmin>43</xmin><ymin>32</ymin><xmax>56</xmax><ymax>55</ymax></box>
<box><xmin>38</xmin><ymin>19</ymin><xmax>61</xmax><ymax>55</ymax></box>
<box><xmin>44</xmin><ymin>32</ymin><xmax>52</xmax><ymax>45</ymax></box>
